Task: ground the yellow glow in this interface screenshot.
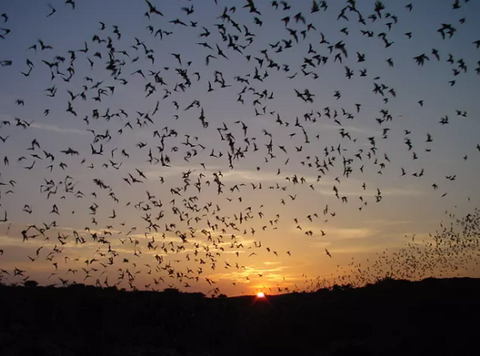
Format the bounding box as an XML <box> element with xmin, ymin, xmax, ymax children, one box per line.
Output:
<box><xmin>256</xmin><ymin>292</ymin><xmax>265</xmax><ymax>298</ymax></box>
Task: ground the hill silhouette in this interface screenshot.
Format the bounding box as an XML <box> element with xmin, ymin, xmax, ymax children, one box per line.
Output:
<box><xmin>1</xmin><ymin>277</ymin><xmax>479</xmax><ymax>356</ymax></box>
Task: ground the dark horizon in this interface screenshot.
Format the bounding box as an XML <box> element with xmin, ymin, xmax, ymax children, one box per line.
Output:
<box><xmin>2</xmin><ymin>276</ymin><xmax>480</xmax><ymax>355</ymax></box>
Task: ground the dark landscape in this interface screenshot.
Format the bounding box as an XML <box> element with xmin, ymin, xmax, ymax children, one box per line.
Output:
<box><xmin>1</xmin><ymin>277</ymin><xmax>479</xmax><ymax>356</ymax></box>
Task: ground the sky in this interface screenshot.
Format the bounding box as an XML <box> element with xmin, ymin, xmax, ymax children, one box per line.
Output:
<box><xmin>0</xmin><ymin>0</ymin><xmax>480</xmax><ymax>296</ymax></box>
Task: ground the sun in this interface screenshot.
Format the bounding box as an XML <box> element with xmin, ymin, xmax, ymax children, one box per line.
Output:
<box><xmin>256</xmin><ymin>292</ymin><xmax>265</xmax><ymax>298</ymax></box>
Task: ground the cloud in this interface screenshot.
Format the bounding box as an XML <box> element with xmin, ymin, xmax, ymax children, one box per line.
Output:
<box><xmin>30</xmin><ymin>123</ymin><xmax>88</xmax><ymax>135</ymax></box>
<box><xmin>362</xmin><ymin>219</ymin><xmax>413</xmax><ymax>226</ymax></box>
<box><xmin>382</xmin><ymin>187</ymin><xmax>425</xmax><ymax>196</ymax></box>
<box><xmin>310</xmin><ymin>241</ymin><xmax>331</xmax><ymax>249</ymax></box>
<box><xmin>208</xmin><ymin>264</ymin><xmax>292</xmax><ymax>284</ymax></box>
<box><xmin>319</xmin><ymin>123</ymin><xmax>381</xmax><ymax>136</ymax></box>
<box><xmin>219</xmin><ymin>169</ymin><xmax>337</xmax><ymax>187</ymax></box>
<box><xmin>144</xmin><ymin>165</ymin><xmax>203</xmax><ymax>180</ymax></box>
<box><xmin>328</xmin><ymin>227</ymin><xmax>379</xmax><ymax>239</ymax></box>
<box><xmin>264</xmin><ymin>261</ymin><xmax>282</xmax><ymax>265</ymax></box>
<box><xmin>303</xmin><ymin>226</ymin><xmax>378</xmax><ymax>241</ymax></box>
<box><xmin>315</xmin><ymin>185</ymin><xmax>425</xmax><ymax>198</ymax></box>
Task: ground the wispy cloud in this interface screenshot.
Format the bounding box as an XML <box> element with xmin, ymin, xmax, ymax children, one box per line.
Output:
<box><xmin>310</xmin><ymin>241</ymin><xmax>331</xmax><ymax>249</ymax></box>
<box><xmin>319</xmin><ymin>123</ymin><xmax>381</xmax><ymax>136</ymax></box>
<box><xmin>362</xmin><ymin>219</ymin><xmax>413</xmax><ymax>226</ymax></box>
<box><xmin>30</xmin><ymin>123</ymin><xmax>88</xmax><ymax>135</ymax></box>
<box><xmin>264</xmin><ymin>261</ymin><xmax>282</xmax><ymax>265</ymax></box>
<box><xmin>303</xmin><ymin>226</ymin><xmax>379</xmax><ymax>241</ymax></box>
<box><xmin>328</xmin><ymin>227</ymin><xmax>379</xmax><ymax>239</ymax></box>
<box><xmin>315</xmin><ymin>185</ymin><xmax>425</xmax><ymax>198</ymax></box>
<box><xmin>382</xmin><ymin>187</ymin><xmax>426</xmax><ymax>196</ymax></box>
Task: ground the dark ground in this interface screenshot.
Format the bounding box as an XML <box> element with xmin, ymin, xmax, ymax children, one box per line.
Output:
<box><xmin>1</xmin><ymin>277</ymin><xmax>479</xmax><ymax>356</ymax></box>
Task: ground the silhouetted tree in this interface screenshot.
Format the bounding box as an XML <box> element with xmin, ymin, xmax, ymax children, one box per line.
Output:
<box><xmin>24</xmin><ymin>280</ymin><xmax>38</xmax><ymax>288</ymax></box>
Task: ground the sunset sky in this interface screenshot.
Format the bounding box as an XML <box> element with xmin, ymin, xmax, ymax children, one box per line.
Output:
<box><xmin>0</xmin><ymin>0</ymin><xmax>479</xmax><ymax>296</ymax></box>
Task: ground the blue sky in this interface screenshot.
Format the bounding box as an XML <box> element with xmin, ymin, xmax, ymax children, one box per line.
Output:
<box><xmin>0</xmin><ymin>0</ymin><xmax>479</xmax><ymax>295</ymax></box>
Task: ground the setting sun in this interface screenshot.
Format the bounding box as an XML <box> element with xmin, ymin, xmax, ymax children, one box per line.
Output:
<box><xmin>256</xmin><ymin>292</ymin><xmax>265</xmax><ymax>298</ymax></box>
